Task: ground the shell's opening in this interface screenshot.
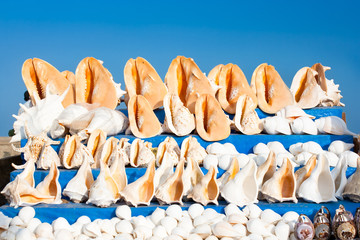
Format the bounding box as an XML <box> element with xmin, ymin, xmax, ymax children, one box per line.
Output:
<box><xmin>65</xmin><ymin>138</ymin><xmax>77</xmax><ymax>167</ymax></box>
<box><xmin>294</xmin><ymin>69</ymin><xmax>309</xmax><ymax>103</ymax></box>
<box><xmin>281</xmin><ymin>171</ymin><xmax>295</xmax><ymax>198</ymax></box>
<box><xmin>30</xmin><ymin>61</ymin><xmax>44</xmax><ymax>99</ymax></box>
<box><xmin>318</xmin><ymin>172</ymin><xmax>333</xmax><ymax>199</ymax></box>
<box><xmin>201</xmin><ymin>96</ymin><xmax>209</xmax><ymax>133</ymax></box>
<box><xmin>168</xmin><ymin>177</ymin><xmax>184</xmax><ymax>201</ymax></box>
<box><xmin>48</xmin><ymin>170</ymin><xmax>59</xmax><ymax>197</ymax></box>
<box><xmin>85</xmin><ymin>65</ymin><xmax>94</xmax><ymax>103</ymax></box>
<box><xmin>90</xmin><ymin>134</ymin><xmax>101</xmax><ymax>156</ymax></box>
<box><xmin>133</xmin><ymin>60</ymin><xmax>142</xmax><ymax>95</ymax></box>
<box><xmin>177</xmin><ymin>62</ymin><xmax>187</xmax><ymax>105</ymax></box>
<box><xmin>207</xmin><ymin>170</ymin><xmax>218</xmax><ymax>201</ymax></box>
<box><xmin>263</xmin><ymin>67</ymin><xmax>275</xmax><ymax>106</ymax></box>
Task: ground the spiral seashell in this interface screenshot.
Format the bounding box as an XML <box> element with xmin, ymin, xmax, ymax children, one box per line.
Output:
<box><xmin>313</xmin><ymin>206</ymin><xmax>331</xmax><ymax>240</ymax></box>
<box><xmin>294</xmin><ymin>214</ymin><xmax>315</xmax><ymax>240</ymax></box>
<box><xmin>332</xmin><ymin>205</ymin><xmax>356</xmax><ymax>240</ymax></box>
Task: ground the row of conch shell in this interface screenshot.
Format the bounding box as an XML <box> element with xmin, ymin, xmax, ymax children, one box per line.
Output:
<box><xmin>1</xmin><ymin>161</ymin><xmax>61</xmax><ymax>208</ymax></box>
<box><xmin>291</xmin><ymin>63</ymin><xmax>344</xmax><ymax>108</ymax></box>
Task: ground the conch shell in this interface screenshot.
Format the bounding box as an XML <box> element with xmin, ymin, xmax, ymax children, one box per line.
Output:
<box><xmin>156</xmin><ymin>137</ymin><xmax>180</xmax><ymax>167</ymax></box>
<box><xmin>214</xmin><ymin>63</ymin><xmax>257</xmax><ymax>114</ymax></box>
<box><xmin>331</xmin><ymin>156</ymin><xmax>348</xmax><ymax>200</ymax></box>
<box><xmin>276</xmin><ymin>105</ymin><xmax>315</xmax><ymax>122</ymax></box>
<box><xmin>180</xmin><ymin>136</ymin><xmax>207</xmax><ymax>165</ymax></box>
<box><xmin>63</xmin><ymin>158</ymin><xmax>94</xmax><ymax>203</ymax></box>
<box><xmin>207</xmin><ymin>64</ymin><xmax>224</xmax><ymax>88</ymax></box>
<box><xmin>93</xmin><ymin>137</ymin><xmax>119</xmax><ymax>168</ymax></box>
<box><xmin>290</xmin><ymin>67</ymin><xmax>322</xmax><ymax>109</ymax></box>
<box><xmin>221</xmin><ymin>159</ymin><xmax>258</xmax><ymax>207</ymax></box>
<box><xmin>162</xmin><ymin>93</ymin><xmax>195</xmax><ymax>136</ymax></box>
<box><xmin>256</xmin><ymin>151</ymin><xmax>276</xmax><ymax>190</ymax></box>
<box><xmin>251</xmin><ymin>63</ymin><xmax>294</xmax><ymax>113</ymax></box>
<box><xmin>129</xmin><ymin>139</ymin><xmax>155</xmax><ymax>167</ymax></box>
<box><xmin>75</xmin><ymin>57</ymin><xmax>122</xmax><ymax>109</ymax></box>
<box><xmin>86</xmin><ymin>129</ymin><xmax>107</xmax><ymax>158</ymax></box>
<box><xmin>59</xmin><ymin>135</ymin><xmax>94</xmax><ymax>169</ymax></box>
<box><xmin>22</xmin><ymin>58</ymin><xmax>75</xmax><ymax>108</ymax></box>
<box><xmin>217</xmin><ymin>157</ymin><xmax>240</xmax><ymax>190</ymax></box>
<box><xmin>183</xmin><ymin>157</ymin><xmax>204</xmax><ymax>197</ymax></box>
<box><xmin>294</xmin><ymin>155</ymin><xmax>317</xmax><ymax>193</ymax></box>
<box><xmin>342</xmin><ymin>157</ymin><xmax>360</xmax><ymax>202</ymax></box>
<box><xmin>124</xmin><ymin>57</ymin><xmax>167</xmax><ymax>109</ymax></box>
<box><xmin>261</xmin><ymin>158</ymin><xmax>297</xmax><ymax>203</ymax></box>
<box><xmin>127</xmin><ymin>95</ymin><xmax>162</xmax><ymax>138</ymax></box>
<box><xmin>234</xmin><ymin>94</ymin><xmax>263</xmax><ymax>135</ymax></box>
<box><xmin>187</xmin><ymin>166</ymin><xmax>219</xmax><ymax>205</ymax></box>
<box><xmin>195</xmin><ymin>94</ymin><xmax>231</xmax><ymax>141</ymax></box>
<box><xmin>120</xmin><ymin>160</ymin><xmax>156</xmax><ymax>207</ymax></box>
<box><xmin>165</xmin><ymin>56</ymin><xmax>215</xmax><ymax>113</ymax></box>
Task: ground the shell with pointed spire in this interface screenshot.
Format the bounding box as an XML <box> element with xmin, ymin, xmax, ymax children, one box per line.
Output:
<box><xmin>315</xmin><ymin>116</ymin><xmax>356</xmax><ymax>136</ymax></box>
<box><xmin>86</xmin><ymin>129</ymin><xmax>107</xmax><ymax>158</ymax></box>
<box><xmin>195</xmin><ymin>94</ymin><xmax>231</xmax><ymax>141</ymax></box>
<box><xmin>342</xmin><ymin>157</ymin><xmax>360</xmax><ymax>202</ymax></box>
<box><xmin>129</xmin><ymin>139</ymin><xmax>155</xmax><ymax>167</ymax></box>
<box><xmin>234</xmin><ymin>94</ymin><xmax>263</xmax><ymax>135</ymax></box>
<box><xmin>180</xmin><ymin>136</ymin><xmax>207</xmax><ymax>165</ymax></box>
<box><xmin>183</xmin><ymin>157</ymin><xmax>204</xmax><ymax>197</ymax></box>
<box><xmin>59</xmin><ymin>135</ymin><xmax>94</xmax><ymax>169</ymax></box>
<box><xmin>156</xmin><ymin>137</ymin><xmax>180</xmax><ymax>167</ymax></box>
<box><xmin>217</xmin><ymin>157</ymin><xmax>240</xmax><ymax>190</ymax></box>
<box><xmin>124</xmin><ymin>57</ymin><xmax>167</xmax><ymax>109</ymax></box>
<box><xmin>162</xmin><ymin>93</ymin><xmax>195</xmax><ymax>136</ymax></box>
<box><xmin>261</xmin><ymin>158</ymin><xmax>297</xmax><ymax>203</ymax></box>
<box><xmin>290</xmin><ymin>116</ymin><xmax>318</xmax><ymax>135</ymax></box>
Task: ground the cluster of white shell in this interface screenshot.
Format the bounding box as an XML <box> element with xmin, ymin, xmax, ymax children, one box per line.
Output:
<box><xmin>0</xmin><ymin>204</ymin><xmax>303</xmax><ymax>240</ymax></box>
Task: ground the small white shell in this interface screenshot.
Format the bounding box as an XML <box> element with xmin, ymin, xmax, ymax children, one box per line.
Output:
<box><xmin>212</xmin><ymin>221</ymin><xmax>241</xmax><ymax>238</ymax></box>
<box><xmin>115</xmin><ymin>220</ymin><xmax>133</xmax><ymax>234</ymax></box>
<box><xmin>161</xmin><ymin>216</ymin><xmax>177</xmax><ymax>235</ymax></box>
<box><xmin>166</xmin><ymin>205</ymin><xmax>183</xmax><ymax>221</ymax></box>
<box><xmin>153</xmin><ymin>225</ymin><xmax>168</xmax><ymax>238</ymax></box>
<box><xmin>35</xmin><ymin>222</ymin><xmax>53</xmax><ymax>238</ymax></box>
<box><xmin>328</xmin><ymin>140</ymin><xmax>354</xmax><ymax>155</ymax></box>
<box><xmin>150</xmin><ymin>208</ymin><xmax>166</xmax><ymax>226</ymax></box>
<box><xmin>294</xmin><ymin>151</ymin><xmax>313</xmax><ymax>165</ymax></box>
<box><xmin>54</xmin><ymin>229</ymin><xmax>73</xmax><ymax>240</ymax></box>
<box><xmin>260</xmin><ymin>209</ymin><xmax>281</xmax><ymax>225</ymax></box>
<box><xmin>247</xmin><ymin>218</ymin><xmax>271</xmax><ymax>236</ymax></box>
<box><xmin>188</xmin><ymin>203</ymin><xmax>204</xmax><ymax>220</ymax></box>
<box><xmin>187</xmin><ymin>233</ymin><xmax>203</xmax><ymax>240</ymax></box>
<box><xmin>18</xmin><ymin>206</ymin><xmax>35</xmax><ymax>225</ymax></box>
<box><xmin>171</xmin><ymin>226</ymin><xmax>189</xmax><ymax>239</ymax></box>
<box><xmin>321</xmin><ymin>151</ymin><xmax>339</xmax><ymax>167</ymax></box>
<box><xmin>290</xmin><ymin>116</ymin><xmax>317</xmax><ymax>135</ymax></box>
<box><xmin>82</xmin><ymin>222</ymin><xmax>102</xmax><ymax>238</ymax></box>
<box><xmin>191</xmin><ymin>224</ymin><xmax>212</xmax><ymax>238</ymax></box>
<box><xmin>15</xmin><ymin>228</ymin><xmax>36</xmax><ymax>240</ymax></box>
<box><xmin>203</xmin><ymin>154</ymin><xmax>219</xmax><ymax>170</ymax></box>
<box><xmin>301</xmin><ymin>141</ymin><xmax>323</xmax><ymax>154</ymax></box>
<box><xmin>340</xmin><ymin>151</ymin><xmax>359</xmax><ymax>168</ymax></box>
<box><xmin>26</xmin><ymin>218</ymin><xmax>41</xmax><ymax>233</ymax></box>
<box><xmin>289</xmin><ymin>142</ymin><xmax>303</xmax><ymax>155</ymax></box>
<box><xmin>315</xmin><ymin>116</ymin><xmax>355</xmax><ymax>135</ymax></box>
<box><xmin>224</xmin><ymin>203</ymin><xmax>244</xmax><ymax>217</ymax></box>
<box><xmin>253</xmin><ymin>143</ymin><xmax>270</xmax><ymax>155</ymax></box>
<box><xmin>0</xmin><ymin>212</ymin><xmax>12</xmax><ymax>230</ymax></box>
<box><xmin>274</xmin><ymin>222</ymin><xmax>290</xmax><ymax>240</ymax></box>
<box><xmin>133</xmin><ymin>225</ymin><xmax>153</xmax><ymax>239</ymax></box>
<box><xmin>242</xmin><ymin>204</ymin><xmax>262</xmax><ymax>219</ymax></box>
<box><xmin>331</xmin><ymin>157</ymin><xmax>348</xmax><ymax>199</ymax></box>
<box><xmin>267</xmin><ymin>141</ymin><xmax>289</xmax><ymax>155</ymax></box>
<box><xmin>52</xmin><ymin>217</ymin><xmax>71</xmax><ymax>232</ymax></box>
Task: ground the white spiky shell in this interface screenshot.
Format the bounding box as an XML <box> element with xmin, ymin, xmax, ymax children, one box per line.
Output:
<box><xmin>319</xmin><ymin>78</ymin><xmax>345</xmax><ymax>107</ymax></box>
<box><xmin>36</xmin><ymin>145</ymin><xmax>61</xmax><ymax>170</ymax></box>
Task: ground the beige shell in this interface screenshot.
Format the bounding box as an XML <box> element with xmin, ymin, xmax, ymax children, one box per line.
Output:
<box><xmin>195</xmin><ymin>94</ymin><xmax>231</xmax><ymax>141</ymax></box>
<box><xmin>127</xmin><ymin>95</ymin><xmax>162</xmax><ymax>138</ymax></box>
<box><xmin>63</xmin><ymin>158</ymin><xmax>94</xmax><ymax>203</ymax></box>
<box><xmin>109</xmin><ymin>148</ymin><xmax>127</xmax><ymax>192</ymax></box>
<box><xmin>290</xmin><ymin>67</ymin><xmax>322</xmax><ymax>109</ymax></box>
<box><xmin>93</xmin><ymin>137</ymin><xmax>119</xmax><ymax>168</ymax></box>
<box><xmin>187</xmin><ymin>166</ymin><xmax>219</xmax><ymax>206</ymax></box>
<box><xmin>183</xmin><ymin>157</ymin><xmax>204</xmax><ymax>197</ymax></box>
<box><xmin>234</xmin><ymin>94</ymin><xmax>263</xmax><ymax>135</ymax></box>
<box><xmin>36</xmin><ymin>144</ymin><xmax>61</xmax><ymax>170</ymax></box>
<box><xmin>208</xmin><ymin>64</ymin><xmax>224</xmax><ymax>87</ymax></box>
<box><xmin>129</xmin><ymin>139</ymin><xmax>155</xmax><ymax>167</ymax></box>
<box><xmin>75</xmin><ymin>57</ymin><xmax>119</xmax><ymax>109</ymax></box>
<box><xmin>216</xmin><ymin>63</ymin><xmax>257</xmax><ymax>114</ymax></box>
<box><xmin>154</xmin><ymin>148</ymin><xmax>175</xmax><ymax>189</ymax></box>
<box><xmin>261</xmin><ymin>158</ymin><xmax>297</xmax><ymax>203</ymax></box>
<box><xmin>61</xmin><ymin>70</ymin><xmax>76</xmax><ymax>99</ymax></box>
<box><xmin>22</xmin><ymin>58</ymin><xmax>75</xmax><ymax>108</ymax></box>
<box><xmin>276</xmin><ymin>105</ymin><xmax>315</xmax><ymax>122</ymax></box>
<box><xmin>86</xmin><ymin>129</ymin><xmax>107</xmax><ymax>158</ymax></box>
<box><xmin>256</xmin><ymin>151</ymin><xmax>276</xmax><ymax>190</ymax></box>
<box><xmin>59</xmin><ymin>135</ymin><xmax>94</xmax><ymax>169</ymax></box>
<box><xmin>124</xmin><ymin>57</ymin><xmax>167</xmax><ymax>109</ymax></box>
<box><xmin>217</xmin><ymin>157</ymin><xmax>240</xmax><ymax>190</ymax></box>
<box><xmin>294</xmin><ymin>154</ymin><xmax>317</xmax><ymax>194</ymax></box>
<box><xmin>156</xmin><ymin>137</ymin><xmax>180</xmax><ymax>167</ymax></box>
<box><xmin>155</xmin><ymin>158</ymin><xmax>185</xmax><ymax>205</ymax></box>
<box><xmin>118</xmin><ymin>138</ymin><xmax>131</xmax><ymax>165</ymax></box>
<box><xmin>162</xmin><ymin>93</ymin><xmax>195</xmax><ymax>136</ymax></box>
<box><xmin>120</xmin><ymin>160</ymin><xmax>156</xmax><ymax>207</ymax></box>
<box><xmin>252</xmin><ymin>63</ymin><xmax>294</xmax><ymax>114</ymax></box>
<box><xmin>180</xmin><ymin>136</ymin><xmax>207</xmax><ymax>165</ymax></box>
<box><xmin>165</xmin><ymin>56</ymin><xmax>215</xmax><ymax>113</ymax></box>
<box><xmin>342</xmin><ymin>157</ymin><xmax>360</xmax><ymax>202</ymax></box>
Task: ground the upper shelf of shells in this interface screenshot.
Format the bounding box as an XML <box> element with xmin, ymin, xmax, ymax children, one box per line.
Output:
<box><xmin>11</xmin><ymin>56</ymin><xmax>355</xmax><ymax>144</ymax></box>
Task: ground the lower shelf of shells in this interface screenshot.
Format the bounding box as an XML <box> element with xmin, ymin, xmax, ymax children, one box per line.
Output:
<box><xmin>0</xmin><ymin>203</ymin><xmax>359</xmax><ymax>240</ymax></box>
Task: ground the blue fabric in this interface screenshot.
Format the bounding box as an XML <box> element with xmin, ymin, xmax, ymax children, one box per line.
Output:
<box><xmin>0</xmin><ymin>200</ymin><xmax>358</xmax><ymax>224</ymax></box>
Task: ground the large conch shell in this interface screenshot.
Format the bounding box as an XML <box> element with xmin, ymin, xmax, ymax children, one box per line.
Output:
<box><xmin>315</xmin><ymin>116</ymin><xmax>356</xmax><ymax>136</ymax></box>
<box><xmin>165</xmin><ymin>56</ymin><xmax>215</xmax><ymax>113</ymax></box>
<box><xmin>93</xmin><ymin>137</ymin><xmax>119</xmax><ymax>168</ymax></box>
<box><xmin>261</xmin><ymin>158</ymin><xmax>297</xmax><ymax>203</ymax></box>
<box><xmin>154</xmin><ymin>148</ymin><xmax>175</xmax><ymax>189</ymax></box>
<box><xmin>127</xmin><ymin>95</ymin><xmax>162</xmax><ymax>138</ymax></box>
<box><xmin>75</xmin><ymin>57</ymin><xmax>123</xmax><ymax>109</ymax></box>
<box><xmin>59</xmin><ymin>135</ymin><xmax>94</xmax><ymax>169</ymax></box>
<box><xmin>213</xmin><ymin>63</ymin><xmax>257</xmax><ymax>114</ymax></box>
<box><xmin>187</xmin><ymin>166</ymin><xmax>219</xmax><ymax>205</ymax></box>
<box><xmin>63</xmin><ymin>158</ymin><xmax>94</xmax><ymax>203</ymax></box>
<box><xmin>297</xmin><ymin>154</ymin><xmax>337</xmax><ymax>203</ymax></box>
<box><xmin>124</xmin><ymin>57</ymin><xmax>167</xmax><ymax>109</ymax></box>
<box><xmin>234</xmin><ymin>94</ymin><xmax>263</xmax><ymax>135</ymax></box>
<box><xmin>195</xmin><ymin>94</ymin><xmax>231</xmax><ymax>141</ymax></box>
<box><xmin>342</xmin><ymin>157</ymin><xmax>360</xmax><ymax>202</ymax></box>
<box><xmin>120</xmin><ymin>160</ymin><xmax>156</xmax><ymax>207</ymax></box>
<box><xmin>129</xmin><ymin>139</ymin><xmax>155</xmax><ymax>167</ymax></box>
<box><xmin>22</xmin><ymin>58</ymin><xmax>75</xmax><ymax>107</ymax></box>
<box><xmin>162</xmin><ymin>93</ymin><xmax>195</xmax><ymax>136</ymax></box>
<box><xmin>155</xmin><ymin>158</ymin><xmax>185</xmax><ymax>205</ymax></box>
<box><xmin>70</xmin><ymin>107</ymin><xmax>129</xmax><ymax>140</ymax></box>
<box><xmin>251</xmin><ymin>63</ymin><xmax>294</xmax><ymax>113</ymax></box>
<box><xmin>221</xmin><ymin>159</ymin><xmax>258</xmax><ymax>207</ymax></box>
<box><xmin>331</xmin><ymin>156</ymin><xmax>348</xmax><ymax>200</ymax></box>
<box><xmin>156</xmin><ymin>137</ymin><xmax>180</xmax><ymax>167</ymax></box>
<box><xmin>294</xmin><ymin>155</ymin><xmax>317</xmax><ymax>193</ymax></box>
<box><xmin>290</xmin><ymin>67</ymin><xmax>322</xmax><ymax>109</ymax></box>
<box><xmin>180</xmin><ymin>136</ymin><xmax>207</xmax><ymax>165</ymax></box>
<box><xmin>86</xmin><ymin>129</ymin><xmax>107</xmax><ymax>158</ymax></box>
<box><xmin>86</xmin><ymin>162</ymin><xmax>119</xmax><ymax>207</ymax></box>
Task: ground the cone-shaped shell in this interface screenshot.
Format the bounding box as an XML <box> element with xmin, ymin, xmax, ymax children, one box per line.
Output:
<box><xmin>63</xmin><ymin>158</ymin><xmax>94</xmax><ymax>203</ymax></box>
<box><xmin>124</xmin><ymin>57</ymin><xmax>167</xmax><ymax>109</ymax></box>
<box><xmin>261</xmin><ymin>158</ymin><xmax>297</xmax><ymax>203</ymax></box>
<box><xmin>188</xmin><ymin>166</ymin><xmax>219</xmax><ymax>205</ymax></box>
<box><xmin>93</xmin><ymin>137</ymin><xmax>119</xmax><ymax>168</ymax></box>
<box><xmin>256</xmin><ymin>151</ymin><xmax>276</xmax><ymax>189</ymax></box>
<box><xmin>234</xmin><ymin>94</ymin><xmax>263</xmax><ymax>135</ymax></box>
<box><xmin>331</xmin><ymin>156</ymin><xmax>348</xmax><ymax>200</ymax></box>
<box><xmin>290</xmin><ymin>67</ymin><xmax>322</xmax><ymax>109</ymax></box>
<box><xmin>162</xmin><ymin>93</ymin><xmax>195</xmax><ymax>136</ymax></box>
<box><xmin>75</xmin><ymin>57</ymin><xmax>118</xmax><ymax>109</ymax></box>
<box><xmin>252</xmin><ymin>63</ymin><xmax>294</xmax><ymax>113</ymax></box>
<box><xmin>294</xmin><ymin>155</ymin><xmax>317</xmax><ymax>193</ymax></box>
<box><xmin>22</xmin><ymin>58</ymin><xmax>75</xmax><ymax>108</ymax></box>
<box><xmin>342</xmin><ymin>157</ymin><xmax>360</xmax><ymax>202</ymax></box>
<box><xmin>35</xmin><ymin>161</ymin><xmax>62</xmax><ymax>204</ymax></box>
<box><xmin>217</xmin><ymin>157</ymin><xmax>240</xmax><ymax>190</ymax></box>
<box><xmin>155</xmin><ymin>158</ymin><xmax>185</xmax><ymax>205</ymax></box>
<box><xmin>120</xmin><ymin>160</ymin><xmax>156</xmax><ymax>207</ymax></box>
<box><xmin>195</xmin><ymin>94</ymin><xmax>231</xmax><ymax>141</ymax></box>
<box><xmin>165</xmin><ymin>56</ymin><xmax>215</xmax><ymax>113</ymax></box>
<box><xmin>86</xmin><ymin>162</ymin><xmax>119</xmax><ymax>207</ymax></box>
<box><xmin>221</xmin><ymin>159</ymin><xmax>258</xmax><ymax>207</ymax></box>
<box><xmin>59</xmin><ymin>135</ymin><xmax>94</xmax><ymax>169</ymax></box>
<box><xmin>129</xmin><ymin>139</ymin><xmax>155</xmax><ymax>167</ymax></box>
<box><xmin>86</xmin><ymin>129</ymin><xmax>107</xmax><ymax>158</ymax></box>
<box><xmin>180</xmin><ymin>136</ymin><xmax>207</xmax><ymax>165</ymax></box>
<box><xmin>298</xmin><ymin>154</ymin><xmax>337</xmax><ymax>203</ymax></box>
<box><xmin>217</xmin><ymin>63</ymin><xmax>257</xmax><ymax>114</ymax></box>
<box><xmin>156</xmin><ymin>137</ymin><xmax>180</xmax><ymax>167</ymax></box>
<box><xmin>127</xmin><ymin>95</ymin><xmax>162</xmax><ymax>138</ymax></box>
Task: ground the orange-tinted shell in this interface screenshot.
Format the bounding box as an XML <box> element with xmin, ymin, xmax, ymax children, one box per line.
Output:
<box><xmin>75</xmin><ymin>57</ymin><xmax>118</xmax><ymax>109</ymax></box>
<box><xmin>217</xmin><ymin>63</ymin><xmax>257</xmax><ymax>114</ymax></box>
<box><xmin>124</xmin><ymin>57</ymin><xmax>167</xmax><ymax>109</ymax></box>
<box><xmin>165</xmin><ymin>56</ymin><xmax>215</xmax><ymax>113</ymax></box>
<box><xmin>208</xmin><ymin>64</ymin><xmax>224</xmax><ymax>86</ymax></box>
<box><xmin>195</xmin><ymin>94</ymin><xmax>231</xmax><ymax>141</ymax></box>
<box><xmin>253</xmin><ymin>63</ymin><xmax>294</xmax><ymax>114</ymax></box>
<box><xmin>128</xmin><ymin>95</ymin><xmax>162</xmax><ymax>138</ymax></box>
<box><xmin>22</xmin><ymin>58</ymin><xmax>75</xmax><ymax>107</ymax></box>
<box><xmin>311</xmin><ymin>63</ymin><xmax>327</xmax><ymax>92</ymax></box>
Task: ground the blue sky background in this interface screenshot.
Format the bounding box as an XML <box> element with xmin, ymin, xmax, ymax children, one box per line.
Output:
<box><xmin>0</xmin><ymin>1</ymin><xmax>359</xmax><ymax>136</ymax></box>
